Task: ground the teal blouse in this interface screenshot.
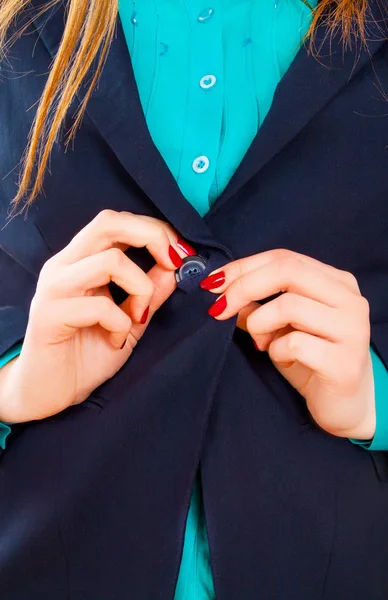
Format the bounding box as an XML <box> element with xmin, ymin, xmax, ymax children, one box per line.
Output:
<box><xmin>120</xmin><ymin>0</ymin><xmax>318</xmax><ymax>216</ymax></box>
<box><xmin>1</xmin><ymin>1</ymin><xmax>388</xmax><ymax>598</ymax></box>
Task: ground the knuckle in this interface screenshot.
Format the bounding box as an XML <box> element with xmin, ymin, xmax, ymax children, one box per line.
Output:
<box><xmin>276</xmin><ymin>256</ymin><xmax>296</xmax><ymax>282</ymax></box>
<box><xmin>235</xmin><ymin>275</ymin><xmax>250</xmax><ymax>298</ymax></box>
<box><xmin>160</xmin><ymin>221</ymin><xmax>178</xmax><ymax>238</ymax></box>
<box><xmin>348</xmin><ymin>297</ymin><xmax>371</xmax><ymax>342</ymax></box>
<box><xmin>106</xmin><ymin>247</ymin><xmax>125</xmax><ymax>269</ymax></box>
<box><xmin>357</xmin><ymin>295</ymin><xmax>370</xmax><ymax>319</ymax></box>
<box><xmin>272</xmin><ymin>248</ymin><xmax>291</xmax><ymax>262</ymax></box>
<box><xmin>91</xmin><ymin>209</ymin><xmax>118</xmax><ymax>235</ymax></box>
<box><xmin>37</xmin><ymin>258</ymin><xmax>58</xmax><ymax>294</ymax></box>
<box><xmin>287</xmin><ymin>331</ymin><xmax>302</xmax><ymax>353</ymax></box>
<box><xmin>235</xmin><ymin>260</ymin><xmax>246</xmax><ymax>280</ymax></box>
<box><xmin>342</xmin><ymin>270</ymin><xmax>359</xmax><ymax>290</ymax></box>
<box><xmin>273</xmin><ymin>249</ymin><xmax>299</xmax><ymax>279</ymax></box>
<box><xmin>28</xmin><ymin>296</ymin><xmax>55</xmax><ymax>338</ymax></box>
<box><xmin>95</xmin><ymin>209</ymin><xmax>117</xmax><ymax>224</ymax></box>
<box><xmin>39</xmin><ymin>256</ymin><xmax>55</xmax><ymax>279</ymax></box>
<box><xmin>152</xmin><ymin>223</ymin><xmax>169</xmax><ymax>246</ymax></box>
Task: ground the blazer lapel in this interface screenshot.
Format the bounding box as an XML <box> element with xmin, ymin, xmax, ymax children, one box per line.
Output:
<box><xmin>208</xmin><ymin>3</ymin><xmax>388</xmax><ymax>216</ymax></box>
<box><xmin>28</xmin><ymin>1</ymin><xmax>215</xmax><ymax>245</ymax></box>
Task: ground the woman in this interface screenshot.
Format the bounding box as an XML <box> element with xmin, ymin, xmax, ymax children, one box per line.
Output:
<box><xmin>0</xmin><ymin>0</ymin><xmax>388</xmax><ymax>597</ymax></box>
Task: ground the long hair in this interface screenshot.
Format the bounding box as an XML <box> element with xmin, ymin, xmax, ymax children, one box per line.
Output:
<box><xmin>0</xmin><ymin>0</ymin><xmax>370</xmax><ymax>209</ymax></box>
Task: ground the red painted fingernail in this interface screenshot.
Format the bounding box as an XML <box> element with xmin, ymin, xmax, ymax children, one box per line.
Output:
<box><xmin>169</xmin><ymin>245</ymin><xmax>184</xmax><ymax>268</ymax></box>
<box><xmin>208</xmin><ymin>295</ymin><xmax>227</xmax><ymax>318</ymax></box>
<box><xmin>176</xmin><ymin>237</ymin><xmax>196</xmax><ymax>256</ymax></box>
<box><xmin>253</xmin><ymin>339</ymin><xmax>259</xmax><ymax>350</ymax></box>
<box><xmin>120</xmin><ymin>337</ymin><xmax>127</xmax><ymax>350</ymax></box>
<box><xmin>140</xmin><ymin>306</ymin><xmax>149</xmax><ymax>325</ymax></box>
<box><xmin>200</xmin><ymin>271</ymin><xmax>225</xmax><ymax>290</ymax></box>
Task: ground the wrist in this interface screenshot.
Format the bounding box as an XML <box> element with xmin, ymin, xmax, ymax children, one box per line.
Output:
<box><xmin>346</xmin><ymin>399</ymin><xmax>376</xmax><ymax>441</ymax></box>
<box><xmin>320</xmin><ymin>354</ymin><xmax>376</xmax><ymax>441</ymax></box>
<box><xmin>349</xmin><ymin>355</ymin><xmax>377</xmax><ymax>441</ymax></box>
<box><xmin>337</xmin><ymin>356</ymin><xmax>376</xmax><ymax>441</ymax></box>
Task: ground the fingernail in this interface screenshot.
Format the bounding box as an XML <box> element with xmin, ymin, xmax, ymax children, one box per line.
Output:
<box><xmin>140</xmin><ymin>306</ymin><xmax>149</xmax><ymax>325</ymax></box>
<box><xmin>169</xmin><ymin>245</ymin><xmax>184</xmax><ymax>268</ymax></box>
<box><xmin>208</xmin><ymin>295</ymin><xmax>227</xmax><ymax>318</ymax></box>
<box><xmin>120</xmin><ymin>337</ymin><xmax>127</xmax><ymax>350</ymax></box>
<box><xmin>176</xmin><ymin>237</ymin><xmax>196</xmax><ymax>257</ymax></box>
<box><xmin>200</xmin><ymin>271</ymin><xmax>225</xmax><ymax>291</ymax></box>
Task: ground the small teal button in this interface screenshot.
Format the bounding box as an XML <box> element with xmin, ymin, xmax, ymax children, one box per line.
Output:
<box><xmin>192</xmin><ymin>155</ymin><xmax>210</xmax><ymax>173</ymax></box>
<box><xmin>197</xmin><ymin>7</ymin><xmax>214</xmax><ymax>22</ymax></box>
<box><xmin>200</xmin><ymin>74</ymin><xmax>216</xmax><ymax>89</ymax></box>
<box><xmin>130</xmin><ymin>10</ymin><xmax>137</xmax><ymax>24</ymax></box>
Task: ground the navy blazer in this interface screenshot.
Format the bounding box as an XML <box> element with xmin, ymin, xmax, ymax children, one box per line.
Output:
<box><xmin>1</xmin><ymin>2</ymin><xmax>388</xmax><ymax>598</ymax></box>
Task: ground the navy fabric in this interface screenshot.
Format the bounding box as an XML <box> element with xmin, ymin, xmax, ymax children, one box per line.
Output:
<box><xmin>1</xmin><ymin>3</ymin><xmax>388</xmax><ymax>598</ymax></box>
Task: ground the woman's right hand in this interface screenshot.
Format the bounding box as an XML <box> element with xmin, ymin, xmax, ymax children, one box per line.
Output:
<box><xmin>0</xmin><ymin>210</ymin><xmax>195</xmax><ymax>423</ymax></box>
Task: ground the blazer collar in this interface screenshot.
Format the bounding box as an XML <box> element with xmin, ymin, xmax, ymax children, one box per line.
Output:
<box><xmin>29</xmin><ymin>0</ymin><xmax>387</xmax><ymax>232</ymax></box>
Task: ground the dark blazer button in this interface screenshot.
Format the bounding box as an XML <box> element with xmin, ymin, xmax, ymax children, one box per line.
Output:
<box><xmin>175</xmin><ymin>255</ymin><xmax>207</xmax><ymax>283</ymax></box>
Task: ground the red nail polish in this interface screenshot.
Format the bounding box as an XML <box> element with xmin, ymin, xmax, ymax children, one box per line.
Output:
<box><xmin>140</xmin><ymin>306</ymin><xmax>149</xmax><ymax>325</ymax></box>
<box><xmin>208</xmin><ymin>295</ymin><xmax>227</xmax><ymax>317</ymax></box>
<box><xmin>253</xmin><ymin>339</ymin><xmax>259</xmax><ymax>351</ymax></box>
<box><xmin>169</xmin><ymin>245</ymin><xmax>184</xmax><ymax>268</ymax></box>
<box><xmin>120</xmin><ymin>338</ymin><xmax>127</xmax><ymax>350</ymax></box>
<box><xmin>176</xmin><ymin>237</ymin><xmax>196</xmax><ymax>256</ymax></box>
<box><xmin>200</xmin><ymin>271</ymin><xmax>225</xmax><ymax>290</ymax></box>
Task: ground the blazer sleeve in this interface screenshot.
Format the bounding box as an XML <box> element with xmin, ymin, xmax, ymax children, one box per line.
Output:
<box><xmin>0</xmin><ymin>247</ymin><xmax>37</xmax><ymax>357</ymax></box>
<box><xmin>0</xmin><ymin>244</ymin><xmax>38</xmax><ymax>454</ymax></box>
<box><xmin>0</xmin><ymin>343</ymin><xmax>22</xmax><ymax>450</ymax></box>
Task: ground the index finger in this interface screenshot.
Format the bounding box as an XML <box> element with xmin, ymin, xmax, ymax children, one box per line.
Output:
<box><xmin>55</xmin><ymin>210</ymin><xmax>186</xmax><ymax>271</ymax></box>
<box><xmin>202</xmin><ymin>248</ymin><xmax>360</xmax><ymax>294</ymax></box>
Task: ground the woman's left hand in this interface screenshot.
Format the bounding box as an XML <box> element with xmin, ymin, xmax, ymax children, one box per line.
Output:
<box><xmin>201</xmin><ymin>249</ymin><xmax>375</xmax><ymax>440</ymax></box>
